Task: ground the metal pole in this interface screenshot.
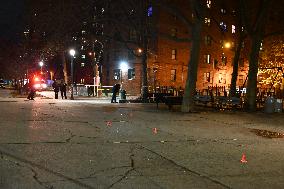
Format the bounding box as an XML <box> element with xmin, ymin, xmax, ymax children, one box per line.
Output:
<box><xmin>71</xmin><ymin>57</ymin><xmax>74</xmax><ymax>100</ymax></box>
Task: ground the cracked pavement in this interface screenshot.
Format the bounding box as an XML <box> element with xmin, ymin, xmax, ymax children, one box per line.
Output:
<box><xmin>0</xmin><ymin>90</ymin><xmax>284</xmax><ymax>189</ymax></box>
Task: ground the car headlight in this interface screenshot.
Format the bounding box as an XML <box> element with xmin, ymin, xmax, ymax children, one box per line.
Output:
<box><xmin>42</xmin><ymin>84</ymin><xmax>47</xmax><ymax>88</ymax></box>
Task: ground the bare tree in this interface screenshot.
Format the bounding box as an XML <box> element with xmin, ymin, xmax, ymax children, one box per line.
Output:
<box><xmin>241</xmin><ymin>0</ymin><xmax>273</xmax><ymax>111</ymax></box>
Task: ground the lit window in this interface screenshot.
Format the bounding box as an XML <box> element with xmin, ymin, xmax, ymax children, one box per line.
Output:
<box><xmin>241</xmin><ymin>41</ymin><xmax>245</xmax><ymax>48</ymax></box>
<box><xmin>232</xmin><ymin>25</ymin><xmax>236</xmax><ymax>33</ymax></box>
<box><xmin>205</xmin><ymin>18</ymin><xmax>211</xmax><ymax>26</ymax></box>
<box><xmin>171</xmin><ymin>49</ymin><xmax>177</xmax><ymax>60</ymax></box>
<box><xmin>204</xmin><ymin>72</ymin><xmax>210</xmax><ymax>82</ymax></box>
<box><xmin>220</xmin><ymin>22</ymin><xmax>227</xmax><ymax>32</ymax></box>
<box><xmin>147</xmin><ymin>6</ymin><xmax>153</xmax><ymax>17</ymax></box>
<box><xmin>128</xmin><ymin>68</ymin><xmax>135</xmax><ymax>80</ymax></box>
<box><xmin>221</xmin><ymin>8</ymin><xmax>226</xmax><ymax>14</ymax></box>
<box><xmin>260</xmin><ymin>42</ymin><xmax>263</xmax><ymax>50</ymax></box>
<box><xmin>171</xmin><ymin>28</ymin><xmax>177</xmax><ymax>37</ymax></box>
<box><xmin>82</xmin><ymin>55</ymin><xmax>86</xmax><ymax>59</ymax></box>
<box><xmin>81</xmin><ymin>63</ymin><xmax>85</xmax><ymax>67</ymax></box>
<box><xmin>206</xmin><ymin>0</ymin><xmax>211</xmax><ymax>8</ymax></box>
<box><xmin>171</xmin><ymin>69</ymin><xmax>176</xmax><ymax>81</ymax></box>
<box><xmin>81</xmin><ymin>46</ymin><xmax>84</xmax><ymax>50</ymax></box>
<box><xmin>82</xmin><ymin>30</ymin><xmax>86</xmax><ymax>35</ymax></box>
<box><xmin>218</xmin><ymin>73</ymin><xmax>226</xmax><ymax>84</ymax></box>
<box><xmin>204</xmin><ymin>54</ymin><xmax>211</xmax><ymax>64</ymax></box>
<box><xmin>113</xmin><ymin>69</ymin><xmax>121</xmax><ymax>80</ymax></box>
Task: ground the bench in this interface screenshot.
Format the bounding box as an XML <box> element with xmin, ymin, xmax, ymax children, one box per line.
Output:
<box><xmin>150</xmin><ymin>93</ymin><xmax>174</xmax><ymax>108</ymax></box>
<box><xmin>226</xmin><ymin>97</ymin><xmax>243</xmax><ymax>109</ymax></box>
<box><xmin>214</xmin><ymin>96</ymin><xmax>242</xmax><ymax>109</ymax></box>
<box><xmin>164</xmin><ymin>96</ymin><xmax>183</xmax><ymax>110</ymax></box>
<box><xmin>194</xmin><ymin>95</ymin><xmax>213</xmax><ymax>106</ymax></box>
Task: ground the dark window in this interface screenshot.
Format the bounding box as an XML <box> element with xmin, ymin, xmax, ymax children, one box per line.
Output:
<box><xmin>128</xmin><ymin>50</ymin><xmax>135</xmax><ymax>60</ymax></box>
<box><xmin>129</xmin><ymin>29</ymin><xmax>137</xmax><ymax>41</ymax></box>
<box><xmin>205</xmin><ymin>35</ymin><xmax>212</xmax><ymax>46</ymax></box>
<box><xmin>221</xmin><ymin>54</ymin><xmax>227</xmax><ymax>65</ymax></box>
<box><xmin>239</xmin><ymin>58</ymin><xmax>244</xmax><ymax>67</ymax></box>
<box><xmin>171</xmin><ymin>28</ymin><xmax>177</xmax><ymax>37</ymax></box>
<box><xmin>128</xmin><ymin>68</ymin><xmax>135</xmax><ymax>80</ymax></box>
<box><xmin>214</xmin><ymin>59</ymin><xmax>218</xmax><ymax>69</ymax></box>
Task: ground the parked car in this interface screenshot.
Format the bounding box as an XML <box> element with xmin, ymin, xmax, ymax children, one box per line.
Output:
<box><xmin>0</xmin><ymin>79</ymin><xmax>6</xmax><ymax>89</ymax></box>
<box><xmin>33</xmin><ymin>80</ymin><xmax>47</xmax><ymax>91</ymax></box>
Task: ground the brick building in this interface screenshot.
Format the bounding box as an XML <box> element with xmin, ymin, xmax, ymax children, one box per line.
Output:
<box><xmin>96</xmin><ymin>0</ymin><xmax>252</xmax><ymax>96</ymax></box>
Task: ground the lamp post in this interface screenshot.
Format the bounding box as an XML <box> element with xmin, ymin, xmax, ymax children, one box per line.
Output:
<box><xmin>39</xmin><ymin>61</ymin><xmax>44</xmax><ymax>73</ymax></box>
<box><xmin>93</xmin><ymin>40</ymin><xmax>104</xmax><ymax>97</ymax></box>
<box><xmin>119</xmin><ymin>61</ymin><xmax>128</xmax><ymax>89</ymax></box>
<box><xmin>69</xmin><ymin>49</ymin><xmax>75</xmax><ymax>100</ymax></box>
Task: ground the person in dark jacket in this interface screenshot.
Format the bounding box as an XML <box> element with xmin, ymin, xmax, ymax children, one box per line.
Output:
<box><xmin>111</xmin><ymin>84</ymin><xmax>120</xmax><ymax>103</ymax></box>
<box><xmin>52</xmin><ymin>80</ymin><xmax>59</xmax><ymax>99</ymax></box>
<box><xmin>27</xmin><ymin>82</ymin><xmax>36</xmax><ymax>100</ymax></box>
<box><xmin>60</xmin><ymin>82</ymin><xmax>67</xmax><ymax>99</ymax></box>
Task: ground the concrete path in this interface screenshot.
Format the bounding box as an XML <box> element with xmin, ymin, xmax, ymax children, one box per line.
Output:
<box><xmin>0</xmin><ymin>89</ymin><xmax>284</xmax><ymax>189</ymax></box>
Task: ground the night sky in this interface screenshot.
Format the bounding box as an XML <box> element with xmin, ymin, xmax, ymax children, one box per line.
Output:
<box><xmin>0</xmin><ymin>0</ymin><xmax>25</xmax><ymax>41</ymax></box>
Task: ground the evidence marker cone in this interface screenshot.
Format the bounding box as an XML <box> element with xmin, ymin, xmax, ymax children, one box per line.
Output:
<box><xmin>106</xmin><ymin>121</ymin><xmax>112</xmax><ymax>127</ymax></box>
<box><xmin>240</xmin><ymin>154</ymin><xmax>247</xmax><ymax>163</ymax></box>
<box><xmin>152</xmin><ymin>128</ymin><xmax>158</xmax><ymax>134</ymax></box>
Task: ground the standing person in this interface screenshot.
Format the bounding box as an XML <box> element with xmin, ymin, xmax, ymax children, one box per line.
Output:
<box><xmin>60</xmin><ymin>82</ymin><xmax>67</xmax><ymax>99</ymax></box>
<box><xmin>27</xmin><ymin>81</ymin><xmax>36</xmax><ymax>100</ymax></box>
<box><xmin>111</xmin><ymin>84</ymin><xmax>120</xmax><ymax>103</ymax></box>
<box><xmin>52</xmin><ymin>80</ymin><xmax>59</xmax><ymax>99</ymax></box>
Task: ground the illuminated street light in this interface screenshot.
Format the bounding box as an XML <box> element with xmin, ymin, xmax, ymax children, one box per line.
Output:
<box><xmin>224</xmin><ymin>42</ymin><xmax>231</xmax><ymax>49</ymax></box>
<box><xmin>39</xmin><ymin>61</ymin><xmax>44</xmax><ymax>73</ymax></box>
<box><xmin>69</xmin><ymin>49</ymin><xmax>76</xmax><ymax>100</ymax></box>
<box><xmin>120</xmin><ymin>61</ymin><xmax>128</xmax><ymax>72</ymax></box>
<box><xmin>119</xmin><ymin>61</ymin><xmax>128</xmax><ymax>89</ymax></box>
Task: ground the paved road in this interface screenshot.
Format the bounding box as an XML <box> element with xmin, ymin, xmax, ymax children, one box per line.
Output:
<box><xmin>0</xmin><ymin>89</ymin><xmax>284</xmax><ymax>189</ymax></box>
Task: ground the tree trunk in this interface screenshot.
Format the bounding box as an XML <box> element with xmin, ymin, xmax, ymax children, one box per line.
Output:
<box><xmin>229</xmin><ymin>35</ymin><xmax>243</xmax><ymax>97</ymax></box>
<box><xmin>244</xmin><ymin>34</ymin><xmax>262</xmax><ymax>111</ymax></box>
<box><xmin>181</xmin><ymin>21</ymin><xmax>203</xmax><ymax>112</ymax></box>
<box><xmin>141</xmin><ymin>50</ymin><xmax>148</xmax><ymax>102</ymax></box>
<box><xmin>141</xmin><ymin>0</ymin><xmax>149</xmax><ymax>102</ymax></box>
<box><xmin>63</xmin><ymin>51</ymin><xmax>68</xmax><ymax>84</ymax></box>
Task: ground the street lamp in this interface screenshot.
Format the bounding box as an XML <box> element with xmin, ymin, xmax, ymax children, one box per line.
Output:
<box><xmin>119</xmin><ymin>61</ymin><xmax>128</xmax><ymax>89</ymax></box>
<box><xmin>39</xmin><ymin>61</ymin><xmax>44</xmax><ymax>73</ymax></box>
<box><xmin>69</xmin><ymin>49</ymin><xmax>76</xmax><ymax>100</ymax></box>
<box><xmin>224</xmin><ymin>41</ymin><xmax>231</xmax><ymax>49</ymax></box>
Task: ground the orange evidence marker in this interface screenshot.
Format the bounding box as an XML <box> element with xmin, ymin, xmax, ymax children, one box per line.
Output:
<box><xmin>240</xmin><ymin>154</ymin><xmax>248</xmax><ymax>163</ymax></box>
<box><xmin>106</xmin><ymin>121</ymin><xmax>112</xmax><ymax>127</ymax></box>
<box><xmin>152</xmin><ymin>128</ymin><xmax>158</xmax><ymax>134</ymax></box>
